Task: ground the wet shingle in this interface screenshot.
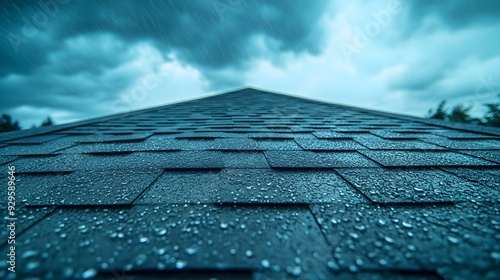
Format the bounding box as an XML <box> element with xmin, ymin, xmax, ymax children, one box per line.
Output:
<box><xmin>73</xmin><ymin>133</ymin><xmax>153</xmax><ymax>143</ymax></box>
<box><xmin>422</xmin><ymin>138</ymin><xmax>500</xmax><ymax>150</ymax></box>
<box><xmin>442</xmin><ymin>168</ymin><xmax>500</xmax><ymax>191</ymax></box>
<box><xmin>138</xmin><ymin>169</ymin><xmax>366</xmax><ymax>204</ymax></box>
<box><xmin>360</xmin><ymin>150</ymin><xmax>497</xmax><ymax>167</ymax></box>
<box><xmin>458</xmin><ymin>150</ymin><xmax>500</xmax><ymax>164</ymax></box>
<box><xmin>2</xmin><ymin>134</ymin><xmax>65</xmax><ymax>144</ymax></box>
<box><xmin>310</xmin><ymin>202</ymin><xmax>499</xmax><ymax>279</ymax></box>
<box><xmin>220</xmin><ymin>152</ymin><xmax>270</xmax><ymax>168</ymax></box>
<box><xmin>265</xmin><ymin>151</ymin><xmax>379</xmax><ymax>168</ymax></box>
<box><xmin>12</xmin><ymin>170</ymin><xmax>162</xmax><ymax>206</ymax></box>
<box><xmin>294</xmin><ymin>139</ymin><xmax>366</xmax><ymax>151</ymax></box>
<box><xmin>354</xmin><ymin>138</ymin><xmax>445</xmax><ymax>150</ymax></box>
<box><xmin>0</xmin><ymin>206</ymin><xmax>54</xmax><ymax>247</ymax></box>
<box><xmin>337</xmin><ymin>168</ymin><xmax>498</xmax><ymax>203</ymax></box>
<box><xmin>2</xmin><ymin>205</ymin><xmax>332</xmax><ymax>279</ymax></box>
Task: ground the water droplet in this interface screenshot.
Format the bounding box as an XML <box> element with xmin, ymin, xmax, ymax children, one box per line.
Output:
<box><xmin>384</xmin><ymin>236</ymin><xmax>394</xmax><ymax>243</ymax></box>
<box><xmin>327</xmin><ymin>261</ymin><xmax>339</xmax><ymax>271</ymax></box>
<box><xmin>290</xmin><ymin>266</ymin><xmax>301</xmax><ymax>277</ymax></box>
<box><xmin>21</xmin><ymin>250</ymin><xmax>38</xmax><ymax>259</ymax></box>
<box><xmin>349</xmin><ymin>232</ymin><xmax>360</xmax><ymax>239</ymax></box>
<box><xmin>185</xmin><ymin>247</ymin><xmax>197</xmax><ymax>255</ymax></box>
<box><xmin>402</xmin><ymin>222</ymin><xmax>413</xmax><ymax>228</ymax></box>
<box><xmin>175</xmin><ymin>260</ymin><xmax>187</xmax><ymax>269</ymax></box>
<box><xmin>490</xmin><ymin>251</ymin><xmax>500</xmax><ymax>261</ymax></box>
<box><xmin>245</xmin><ymin>250</ymin><xmax>253</xmax><ymax>257</ymax></box>
<box><xmin>379</xmin><ymin>259</ymin><xmax>388</xmax><ymax>266</ymax></box>
<box><xmin>261</xmin><ymin>259</ymin><xmax>270</xmax><ymax>268</ymax></box>
<box><xmin>26</xmin><ymin>261</ymin><xmax>40</xmax><ymax>271</ymax></box>
<box><xmin>220</xmin><ymin>222</ymin><xmax>228</xmax><ymax>229</ymax></box>
<box><xmin>82</xmin><ymin>268</ymin><xmax>97</xmax><ymax>279</ymax></box>
<box><xmin>378</xmin><ymin>219</ymin><xmax>386</xmax><ymax>226</ymax></box>
<box><xmin>447</xmin><ymin>236</ymin><xmax>459</xmax><ymax>244</ymax></box>
<box><xmin>354</xmin><ymin>225</ymin><xmax>366</xmax><ymax>231</ymax></box>
<box><xmin>139</xmin><ymin>236</ymin><xmax>149</xmax><ymax>243</ymax></box>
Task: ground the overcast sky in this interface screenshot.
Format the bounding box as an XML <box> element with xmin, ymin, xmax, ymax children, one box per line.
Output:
<box><xmin>1</xmin><ymin>0</ymin><xmax>499</xmax><ymax>128</ymax></box>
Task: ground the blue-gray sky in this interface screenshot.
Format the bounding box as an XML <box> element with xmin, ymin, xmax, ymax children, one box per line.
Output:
<box><xmin>1</xmin><ymin>0</ymin><xmax>499</xmax><ymax>128</ymax></box>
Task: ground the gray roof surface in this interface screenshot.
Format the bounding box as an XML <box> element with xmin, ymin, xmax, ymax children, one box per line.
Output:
<box><xmin>0</xmin><ymin>88</ymin><xmax>499</xmax><ymax>279</ymax></box>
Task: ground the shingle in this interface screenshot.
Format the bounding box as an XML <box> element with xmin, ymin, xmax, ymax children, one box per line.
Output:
<box><xmin>430</xmin><ymin>130</ymin><xmax>500</xmax><ymax>139</ymax></box>
<box><xmin>312</xmin><ymin>131</ymin><xmax>353</xmax><ymax>139</ymax></box>
<box><xmin>369</xmin><ymin>131</ymin><xmax>419</xmax><ymax>140</ymax></box>
<box><xmin>294</xmin><ymin>139</ymin><xmax>366</xmax><ymax>151</ymax></box>
<box><xmin>0</xmin><ymin>155</ymin><xmax>17</xmax><ymax>165</ymax></box>
<box><xmin>0</xmin><ymin>144</ymin><xmax>68</xmax><ymax>155</ymax></box>
<box><xmin>255</xmin><ymin>140</ymin><xmax>303</xmax><ymax>150</ymax></box>
<box><xmin>0</xmin><ymin>206</ymin><xmax>54</xmax><ymax>246</ymax></box>
<box><xmin>11</xmin><ymin>152</ymin><xmax>224</xmax><ymax>172</ymax></box>
<box><xmin>247</xmin><ymin>133</ymin><xmax>295</xmax><ymax>140</ymax></box>
<box><xmin>442</xmin><ymin>168</ymin><xmax>500</xmax><ymax>190</ymax></box>
<box><xmin>2</xmin><ymin>134</ymin><xmax>65</xmax><ymax>144</ymax></box>
<box><xmin>360</xmin><ymin>150</ymin><xmax>497</xmax><ymax>167</ymax></box>
<box><xmin>0</xmin><ymin>137</ymin><xmax>77</xmax><ymax>155</ymax></box>
<box><xmin>422</xmin><ymin>138</ymin><xmax>500</xmax><ymax>150</ymax></box>
<box><xmin>310</xmin><ymin>202</ymin><xmax>499</xmax><ymax>279</ymax></box>
<box><xmin>220</xmin><ymin>152</ymin><xmax>270</xmax><ymax>168</ymax></box>
<box><xmin>138</xmin><ymin>169</ymin><xmax>366</xmax><ymax>204</ymax></box>
<box><xmin>264</xmin><ymin>151</ymin><xmax>379</xmax><ymax>168</ymax></box>
<box><xmin>336</xmin><ymin>168</ymin><xmax>498</xmax><ymax>203</ymax></box>
<box><xmin>458</xmin><ymin>150</ymin><xmax>500</xmax><ymax>164</ymax></box>
<box><xmin>130</xmin><ymin>151</ymin><xmax>225</xmax><ymax>170</ymax></box>
<box><xmin>3</xmin><ymin>205</ymin><xmax>332</xmax><ymax>279</ymax></box>
<box><xmin>9</xmin><ymin>169</ymin><xmax>162</xmax><ymax>206</ymax></box>
<box><xmin>207</xmin><ymin>138</ymin><xmax>263</xmax><ymax>151</ymax></box>
<box><xmin>74</xmin><ymin>133</ymin><xmax>153</xmax><ymax>143</ymax></box>
<box><xmin>354</xmin><ymin>138</ymin><xmax>445</xmax><ymax>150</ymax></box>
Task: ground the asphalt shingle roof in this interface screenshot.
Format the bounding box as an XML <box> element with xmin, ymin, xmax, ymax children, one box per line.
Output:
<box><xmin>0</xmin><ymin>88</ymin><xmax>499</xmax><ymax>279</ymax></box>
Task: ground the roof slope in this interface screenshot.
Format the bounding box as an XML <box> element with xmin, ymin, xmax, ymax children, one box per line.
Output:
<box><xmin>1</xmin><ymin>88</ymin><xmax>499</xmax><ymax>279</ymax></box>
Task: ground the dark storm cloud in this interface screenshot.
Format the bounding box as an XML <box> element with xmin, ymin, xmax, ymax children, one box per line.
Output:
<box><xmin>1</xmin><ymin>0</ymin><xmax>327</xmax><ymax>79</ymax></box>
<box><xmin>407</xmin><ymin>0</ymin><xmax>500</xmax><ymax>30</ymax></box>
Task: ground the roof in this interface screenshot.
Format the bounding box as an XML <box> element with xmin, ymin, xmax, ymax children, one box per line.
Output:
<box><xmin>1</xmin><ymin>87</ymin><xmax>499</xmax><ymax>280</ymax></box>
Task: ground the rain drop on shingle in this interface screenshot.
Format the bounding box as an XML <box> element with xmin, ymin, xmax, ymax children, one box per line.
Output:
<box><xmin>175</xmin><ymin>260</ymin><xmax>187</xmax><ymax>269</ymax></box>
<box><xmin>185</xmin><ymin>247</ymin><xmax>197</xmax><ymax>255</ymax></box>
<box><xmin>447</xmin><ymin>236</ymin><xmax>459</xmax><ymax>244</ymax></box>
<box><xmin>82</xmin><ymin>268</ymin><xmax>97</xmax><ymax>279</ymax></box>
<box><xmin>261</xmin><ymin>259</ymin><xmax>271</xmax><ymax>268</ymax></box>
<box><xmin>402</xmin><ymin>222</ymin><xmax>413</xmax><ymax>228</ymax></box>
<box><xmin>26</xmin><ymin>261</ymin><xmax>40</xmax><ymax>271</ymax></box>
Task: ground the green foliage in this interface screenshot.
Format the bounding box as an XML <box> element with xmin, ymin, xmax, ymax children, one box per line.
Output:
<box><xmin>0</xmin><ymin>114</ymin><xmax>21</xmax><ymax>133</ymax></box>
<box><xmin>427</xmin><ymin>101</ymin><xmax>500</xmax><ymax>127</ymax></box>
<box><xmin>483</xmin><ymin>103</ymin><xmax>500</xmax><ymax>127</ymax></box>
<box><xmin>427</xmin><ymin>101</ymin><xmax>447</xmax><ymax>120</ymax></box>
<box><xmin>41</xmin><ymin>116</ymin><xmax>54</xmax><ymax>126</ymax></box>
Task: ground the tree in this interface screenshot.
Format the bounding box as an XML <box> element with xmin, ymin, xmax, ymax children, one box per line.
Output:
<box><xmin>483</xmin><ymin>103</ymin><xmax>500</xmax><ymax>127</ymax></box>
<box><xmin>447</xmin><ymin>105</ymin><xmax>480</xmax><ymax>124</ymax></box>
<box><xmin>427</xmin><ymin>101</ymin><xmax>448</xmax><ymax>120</ymax></box>
<box><xmin>0</xmin><ymin>114</ymin><xmax>21</xmax><ymax>133</ymax></box>
<box><xmin>41</xmin><ymin>116</ymin><xmax>54</xmax><ymax>126</ymax></box>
